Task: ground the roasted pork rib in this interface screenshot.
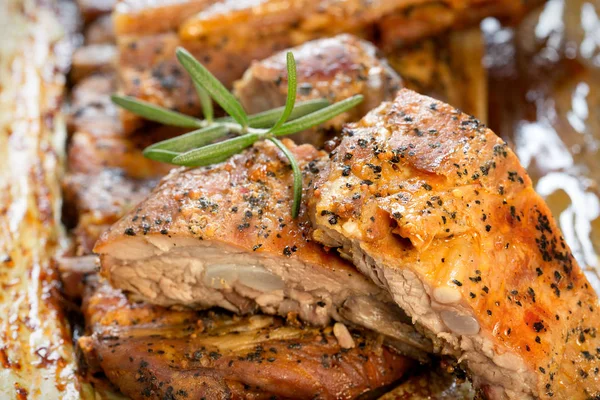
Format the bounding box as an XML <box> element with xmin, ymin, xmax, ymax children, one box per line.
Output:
<box><xmin>309</xmin><ymin>89</ymin><xmax>600</xmax><ymax>399</ymax></box>
<box><xmin>234</xmin><ymin>34</ymin><xmax>401</xmax><ymax>147</ymax></box>
<box><xmin>94</xmin><ymin>140</ymin><xmax>431</xmax><ymax>360</ymax></box>
<box><xmin>78</xmin><ymin>281</ymin><xmax>413</xmax><ymax>400</ymax></box>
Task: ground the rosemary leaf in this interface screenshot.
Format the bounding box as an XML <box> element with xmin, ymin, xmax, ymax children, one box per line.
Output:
<box><xmin>194</xmin><ymin>81</ymin><xmax>214</xmax><ymax>123</ymax></box>
<box><xmin>270</xmin><ymin>52</ymin><xmax>297</xmax><ymax>132</ymax></box>
<box><xmin>272</xmin><ymin>95</ymin><xmax>363</xmax><ymax>137</ymax></box>
<box><xmin>176</xmin><ymin>47</ymin><xmax>248</xmax><ymax>128</ymax></box>
<box><xmin>269</xmin><ymin>138</ymin><xmax>302</xmax><ymax>218</ymax></box>
<box><xmin>218</xmin><ymin>99</ymin><xmax>330</xmax><ymax>128</ymax></box>
<box><xmin>111</xmin><ymin>95</ymin><xmax>204</xmax><ymax>128</ymax></box>
<box><xmin>145</xmin><ymin>125</ymin><xmax>228</xmax><ymax>153</ymax></box>
<box><xmin>172</xmin><ymin>132</ymin><xmax>261</xmax><ymax>166</ymax></box>
<box><xmin>143</xmin><ymin>149</ymin><xmax>181</xmax><ymax>163</ymax></box>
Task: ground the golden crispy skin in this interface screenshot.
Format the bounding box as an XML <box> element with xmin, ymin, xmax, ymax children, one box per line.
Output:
<box><xmin>93</xmin><ymin>141</ymin><xmax>398</xmax><ymax>325</ymax></box>
<box><xmin>93</xmin><ymin>140</ymin><xmax>432</xmax><ymax>357</ymax></box>
<box><xmin>70</xmin><ymin>44</ymin><xmax>116</xmax><ymax>83</ymax></box>
<box><xmin>96</xmin><ymin>140</ymin><xmax>354</xmax><ymax>276</ymax></box>
<box><xmin>79</xmin><ymin>282</ymin><xmax>412</xmax><ymax>400</ymax></box>
<box><xmin>309</xmin><ymin>89</ymin><xmax>600</xmax><ymax>399</ymax></box>
<box><xmin>114</xmin><ymin>0</ymin><xmax>217</xmax><ymax>36</ymax></box>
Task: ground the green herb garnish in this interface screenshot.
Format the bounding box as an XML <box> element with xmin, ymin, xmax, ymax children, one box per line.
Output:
<box><xmin>111</xmin><ymin>47</ymin><xmax>363</xmax><ymax>217</ymax></box>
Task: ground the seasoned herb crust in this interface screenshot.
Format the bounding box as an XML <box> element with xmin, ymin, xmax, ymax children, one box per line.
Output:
<box><xmin>310</xmin><ymin>89</ymin><xmax>600</xmax><ymax>399</ymax></box>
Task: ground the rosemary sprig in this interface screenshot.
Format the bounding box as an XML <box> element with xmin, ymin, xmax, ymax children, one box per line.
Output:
<box><xmin>269</xmin><ymin>137</ymin><xmax>302</xmax><ymax>217</ymax></box>
<box><xmin>176</xmin><ymin>48</ymin><xmax>248</xmax><ymax>128</ymax></box>
<box><xmin>111</xmin><ymin>95</ymin><xmax>204</xmax><ymax>128</ymax></box>
<box><xmin>112</xmin><ymin>47</ymin><xmax>363</xmax><ymax>217</ymax></box>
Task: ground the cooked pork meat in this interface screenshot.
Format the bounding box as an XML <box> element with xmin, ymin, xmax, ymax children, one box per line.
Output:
<box><xmin>234</xmin><ymin>34</ymin><xmax>401</xmax><ymax>147</ymax></box>
<box><xmin>309</xmin><ymin>89</ymin><xmax>600</xmax><ymax>399</ymax></box>
<box><xmin>71</xmin><ymin>44</ymin><xmax>116</xmax><ymax>82</ymax></box>
<box><xmin>79</xmin><ymin>282</ymin><xmax>413</xmax><ymax>400</ymax></box>
<box><xmin>84</xmin><ymin>14</ymin><xmax>114</xmax><ymax>44</ymax></box>
<box><xmin>67</xmin><ymin>127</ymin><xmax>179</xmax><ymax>178</ymax></box>
<box><xmin>76</xmin><ymin>0</ymin><xmax>114</xmax><ymax>23</ymax></box>
<box><xmin>94</xmin><ymin>140</ymin><xmax>431</xmax><ymax>357</ymax></box>
<box><xmin>115</xmin><ymin>0</ymin><xmax>535</xmax><ymax>132</ymax></box>
<box><xmin>68</xmin><ymin>73</ymin><xmax>121</xmax><ymax>136</ymax></box>
<box><xmin>64</xmin><ymin>170</ymin><xmax>158</xmax><ymax>254</ymax></box>
<box><xmin>378</xmin><ymin>367</ymin><xmax>475</xmax><ymax>400</ymax></box>
<box><xmin>116</xmin><ymin>31</ymin><xmax>290</xmax><ymax>133</ymax></box>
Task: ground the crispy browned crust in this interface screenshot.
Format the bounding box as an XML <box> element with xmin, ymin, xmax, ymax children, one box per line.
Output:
<box><xmin>79</xmin><ymin>282</ymin><xmax>412</xmax><ymax>400</ymax></box>
<box><xmin>95</xmin><ymin>140</ymin><xmax>358</xmax><ymax>275</ymax></box>
<box><xmin>310</xmin><ymin>89</ymin><xmax>600</xmax><ymax>399</ymax></box>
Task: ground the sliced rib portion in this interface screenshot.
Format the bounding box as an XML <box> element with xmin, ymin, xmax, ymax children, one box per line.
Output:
<box><xmin>309</xmin><ymin>89</ymin><xmax>600</xmax><ymax>400</ymax></box>
<box><xmin>95</xmin><ymin>140</ymin><xmax>431</xmax><ymax>358</ymax></box>
<box><xmin>78</xmin><ymin>282</ymin><xmax>413</xmax><ymax>400</ymax></box>
<box><xmin>234</xmin><ymin>34</ymin><xmax>401</xmax><ymax>147</ymax></box>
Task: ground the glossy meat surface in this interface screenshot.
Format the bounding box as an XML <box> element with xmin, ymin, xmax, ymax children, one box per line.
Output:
<box><xmin>234</xmin><ymin>34</ymin><xmax>402</xmax><ymax>147</ymax></box>
<box><xmin>0</xmin><ymin>0</ymin><xmax>82</xmax><ymax>397</ymax></box>
<box><xmin>309</xmin><ymin>89</ymin><xmax>600</xmax><ymax>399</ymax></box>
<box><xmin>79</xmin><ymin>282</ymin><xmax>413</xmax><ymax>400</ymax></box>
<box><xmin>115</xmin><ymin>0</ymin><xmax>533</xmax><ymax>131</ymax></box>
<box><xmin>178</xmin><ymin>0</ymin><xmax>530</xmax><ymax>42</ymax></box>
